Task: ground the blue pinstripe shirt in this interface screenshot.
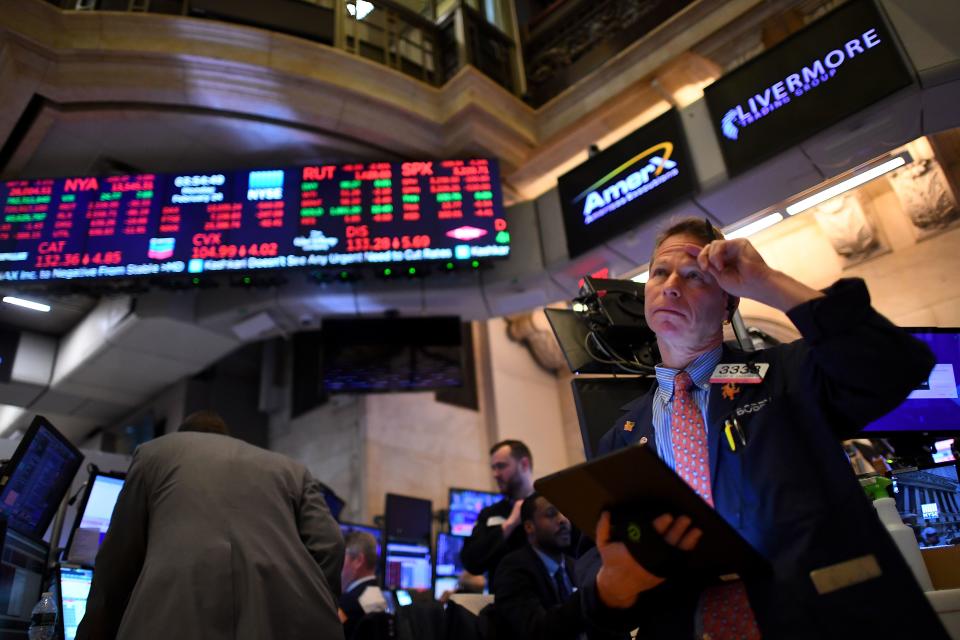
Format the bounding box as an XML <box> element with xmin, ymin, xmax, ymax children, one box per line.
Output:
<box><xmin>652</xmin><ymin>346</ymin><xmax>723</xmax><ymax>471</ymax></box>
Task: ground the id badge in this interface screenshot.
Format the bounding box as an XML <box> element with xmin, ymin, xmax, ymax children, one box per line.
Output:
<box><xmin>709</xmin><ymin>362</ymin><xmax>769</xmax><ymax>384</ymax></box>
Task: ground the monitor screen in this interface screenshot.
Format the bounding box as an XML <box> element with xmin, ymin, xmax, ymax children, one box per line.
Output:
<box><xmin>435</xmin><ymin>532</ymin><xmax>465</xmax><ymax>577</ymax></box>
<box><xmin>448</xmin><ymin>489</ymin><xmax>501</xmax><ymax>537</ymax></box>
<box><xmin>0</xmin><ymin>159</ymin><xmax>508</xmax><ymax>285</ymax></box>
<box><xmin>0</xmin><ymin>528</ymin><xmax>47</xmax><ymax>630</ymax></box>
<box><xmin>339</xmin><ymin>522</ymin><xmax>383</xmax><ymax>558</ymax></box>
<box><xmin>864</xmin><ymin>329</ymin><xmax>960</xmax><ymax>432</ymax></box>
<box><xmin>384</xmin><ymin>542</ymin><xmax>432</xmax><ymax>591</ymax></box>
<box><xmin>556</xmin><ymin>109</ymin><xmax>696</xmax><ymax>258</ymax></box>
<box><xmin>891</xmin><ymin>462</ymin><xmax>960</xmax><ymax>548</ymax></box>
<box><xmin>434</xmin><ymin>577</ymin><xmax>458</xmax><ymax>600</ymax></box>
<box><xmin>0</xmin><ymin>416</ymin><xmax>83</xmax><ymax>539</ymax></box>
<box><xmin>384</xmin><ymin>494</ymin><xmax>432</xmax><ymax>542</ymax></box>
<box><xmin>57</xmin><ymin>566</ymin><xmax>93</xmax><ymax>640</ymax></box>
<box><xmin>934</xmin><ymin>439</ymin><xmax>956</xmax><ymax>465</ymax></box>
<box><xmin>321</xmin><ymin>317</ymin><xmax>465</xmax><ymax>393</ymax></box>
<box><xmin>65</xmin><ymin>472</ymin><xmax>126</xmax><ymax>567</ymax></box>
<box><xmin>703</xmin><ymin>0</ymin><xmax>913</xmax><ymax>175</ymax></box>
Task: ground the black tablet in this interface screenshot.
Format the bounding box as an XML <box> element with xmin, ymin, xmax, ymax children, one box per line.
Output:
<box><xmin>535</xmin><ymin>444</ymin><xmax>771</xmax><ymax>579</ymax></box>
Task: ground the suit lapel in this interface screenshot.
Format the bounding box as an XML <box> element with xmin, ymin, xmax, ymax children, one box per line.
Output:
<box><xmin>707</xmin><ymin>346</ymin><xmax>747</xmax><ymax>487</ymax></box>
<box><xmin>618</xmin><ymin>394</ymin><xmax>656</xmax><ymax>449</ymax></box>
<box><xmin>706</xmin><ymin>382</ymin><xmax>727</xmax><ymax>489</ymax></box>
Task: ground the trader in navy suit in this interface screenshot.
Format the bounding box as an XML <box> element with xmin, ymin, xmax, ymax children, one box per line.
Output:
<box><xmin>494</xmin><ymin>492</ymin><xmax>585</xmax><ymax>640</ymax></box>
<box><xmin>577</xmin><ymin>218</ymin><xmax>947</xmax><ymax>639</ymax></box>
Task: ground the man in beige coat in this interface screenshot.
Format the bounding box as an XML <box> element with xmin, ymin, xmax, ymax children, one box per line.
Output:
<box><xmin>77</xmin><ymin>411</ymin><xmax>345</xmax><ymax>640</ymax></box>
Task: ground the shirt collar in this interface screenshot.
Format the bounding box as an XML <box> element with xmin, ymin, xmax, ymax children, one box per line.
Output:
<box><xmin>532</xmin><ymin>546</ymin><xmax>564</xmax><ymax>576</ymax></box>
<box><xmin>346</xmin><ymin>575</ymin><xmax>378</xmax><ymax>593</ymax></box>
<box><xmin>654</xmin><ymin>345</ymin><xmax>723</xmax><ymax>401</ymax></box>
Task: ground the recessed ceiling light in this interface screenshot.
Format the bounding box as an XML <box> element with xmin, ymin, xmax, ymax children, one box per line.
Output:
<box><xmin>2</xmin><ymin>296</ymin><xmax>51</xmax><ymax>312</ymax></box>
<box><xmin>786</xmin><ymin>156</ymin><xmax>907</xmax><ymax>216</ymax></box>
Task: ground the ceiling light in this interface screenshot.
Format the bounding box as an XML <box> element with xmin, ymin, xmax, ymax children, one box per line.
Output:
<box><xmin>725</xmin><ymin>212</ymin><xmax>784</xmax><ymax>240</ymax></box>
<box><xmin>786</xmin><ymin>156</ymin><xmax>907</xmax><ymax>216</ymax></box>
<box><xmin>631</xmin><ymin>271</ymin><xmax>649</xmax><ymax>284</ymax></box>
<box><xmin>347</xmin><ymin>0</ymin><xmax>374</xmax><ymax>20</ymax></box>
<box><xmin>2</xmin><ymin>296</ymin><xmax>50</xmax><ymax>312</ymax></box>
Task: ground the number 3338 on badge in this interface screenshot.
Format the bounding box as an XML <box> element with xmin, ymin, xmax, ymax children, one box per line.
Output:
<box><xmin>710</xmin><ymin>363</ymin><xmax>769</xmax><ymax>384</ymax></box>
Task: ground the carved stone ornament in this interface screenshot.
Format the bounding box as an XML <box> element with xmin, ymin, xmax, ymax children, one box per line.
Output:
<box><xmin>888</xmin><ymin>158</ymin><xmax>960</xmax><ymax>230</ymax></box>
<box><xmin>812</xmin><ymin>193</ymin><xmax>877</xmax><ymax>258</ymax></box>
<box><xmin>504</xmin><ymin>311</ymin><xmax>566</xmax><ymax>374</ymax></box>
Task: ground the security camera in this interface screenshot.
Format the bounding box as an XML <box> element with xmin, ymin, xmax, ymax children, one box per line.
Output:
<box><xmin>299</xmin><ymin>314</ymin><xmax>315</xmax><ymax>328</ymax></box>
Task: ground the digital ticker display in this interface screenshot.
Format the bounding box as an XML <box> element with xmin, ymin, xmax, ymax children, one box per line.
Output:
<box><xmin>0</xmin><ymin>159</ymin><xmax>509</xmax><ymax>283</ymax></box>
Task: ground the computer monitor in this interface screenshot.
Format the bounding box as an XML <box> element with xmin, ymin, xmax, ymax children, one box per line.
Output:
<box><xmin>933</xmin><ymin>439</ymin><xmax>956</xmax><ymax>464</ymax></box>
<box><xmin>571</xmin><ymin>377</ymin><xmax>654</xmax><ymax>460</ymax></box>
<box><xmin>383</xmin><ymin>541</ymin><xmax>432</xmax><ymax>592</ymax></box>
<box><xmin>433</xmin><ymin>533</ymin><xmax>464</xmax><ymax>599</ymax></box>
<box><xmin>384</xmin><ymin>494</ymin><xmax>432</xmax><ymax>542</ymax></box>
<box><xmin>0</xmin><ymin>416</ymin><xmax>83</xmax><ymax>540</ymax></box>
<box><xmin>0</xmin><ymin>528</ymin><xmax>47</xmax><ymax>634</ymax></box>
<box><xmin>447</xmin><ymin>489</ymin><xmax>500</xmax><ymax>537</ymax></box>
<box><xmin>864</xmin><ymin>329</ymin><xmax>960</xmax><ymax>432</ymax></box>
<box><xmin>64</xmin><ymin>471</ymin><xmax>126</xmax><ymax>567</ymax></box>
<box><xmin>339</xmin><ymin>522</ymin><xmax>383</xmax><ymax>558</ymax></box>
<box><xmin>891</xmin><ymin>461</ymin><xmax>960</xmax><ymax>548</ymax></box>
<box><xmin>55</xmin><ymin>565</ymin><xmax>93</xmax><ymax>640</ymax></box>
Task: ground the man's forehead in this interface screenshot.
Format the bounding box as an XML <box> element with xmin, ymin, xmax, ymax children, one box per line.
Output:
<box><xmin>653</xmin><ymin>235</ymin><xmax>705</xmax><ymax>262</ymax></box>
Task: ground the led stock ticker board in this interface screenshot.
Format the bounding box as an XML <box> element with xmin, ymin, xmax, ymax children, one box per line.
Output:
<box><xmin>703</xmin><ymin>0</ymin><xmax>913</xmax><ymax>176</ymax></box>
<box><xmin>557</xmin><ymin>109</ymin><xmax>696</xmax><ymax>258</ymax></box>
<box><xmin>0</xmin><ymin>159</ymin><xmax>509</xmax><ymax>283</ymax></box>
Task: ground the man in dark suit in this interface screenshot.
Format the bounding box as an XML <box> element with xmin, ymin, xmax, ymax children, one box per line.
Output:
<box><xmin>78</xmin><ymin>411</ymin><xmax>345</xmax><ymax>640</ymax></box>
<box><xmin>494</xmin><ymin>492</ymin><xmax>585</xmax><ymax>640</ymax></box>
<box><xmin>577</xmin><ymin>218</ymin><xmax>947</xmax><ymax>639</ymax></box>
<box><xmin>461</xmin><ymin>439</ymin><xmax>535</xmax><ymax>584</ymax></box>
<box><xmin>339</xmin><ymin>530</ymin><xmax>388</xmax><ymax>639</ymax></box>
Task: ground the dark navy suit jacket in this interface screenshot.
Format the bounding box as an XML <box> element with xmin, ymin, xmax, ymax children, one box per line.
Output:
<box><xmin>577</xmin><ymin>279</ymin><xmax>948</xmax><ymax>639</ymax></box>
<box><xmin>494</xmin><ymin>545</ymin><xmax>584</xmax><ymax>640</ymax></box>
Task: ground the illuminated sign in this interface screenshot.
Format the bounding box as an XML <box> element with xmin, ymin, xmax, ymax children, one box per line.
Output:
<box><xmin>0</xmin><ymin>159</ymin><xmax>508</xmax><ymax>283</ymax></box>
<box><xmin>557</xmin><ymin>109</ymin><xmax>695</xmax><ymax>258</ymax></box>
<box><xmin>576</xmin><ymin>142</ymin><xmax>678</xmax><ymax>224</ymax></box>
<box><xmin>705</xmin><ymin>0</ymin><xmax>913</xmax><ymax>175</ymax></box>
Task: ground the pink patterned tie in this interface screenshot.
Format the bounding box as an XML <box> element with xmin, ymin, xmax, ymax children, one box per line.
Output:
<box><xmin>672</xmin><ymin>371</ymin><xmax>761</xmax><ymax>640</ymax></box>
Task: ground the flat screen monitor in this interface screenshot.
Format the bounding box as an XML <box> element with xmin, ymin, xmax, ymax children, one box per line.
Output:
<box><xmin>0</xmin><ymin>158</ymin><xmax>508</xmax><ymax>285</ymax></box>
<box><xmin>891</xmin><ymin>462</ymin><xmax>960</xmax><ymax>549</ymax></box>
<box><xmin>447</xmin><ymin>489</ymin><xmax>501</xmax><ymax>537</ymax></box>
<box><xmin>863</xmin><ymin>329</ymin><xmax>960</xmax><ymax>432</ymax></box>
<box><xmin>339</xmin><ymin>522</ymin><xmax>383</xmax><ymax>558</ymax></box>
<box><xmin>0</xmin><ymin>528</ymin><xmax>47</xmax><ymax>633</ymax></box>
<box><xmin>703</xmin><ymin>0</ymin><xmax>914</xmax><ymax>175</ymax></box>
<box><xmin>434</xmin><ymin>532</ymin><xmax>464</xmax><ymax>578</ymax></box>
<box><xmin>384</xmin><ymin>494</ymin><xmax>432</xmax><ymax>542</ymax></box>
<box><xmin>321</xmin><ymin>317</ymin><xmax>465</xmax><ymax>393</ymax></box>
<box><xmin>556</xmin><ymin>108</ymin><xmax>696</xmax><ymax>258</ymax></box>
<box><xmin>433</xmin><ymin>577</ymin><xmax>458</xmax><ymax>600</ymax></box>
<box><xmin>55</xmin><ymin>565</ymin><xmax>93</xmax><ymax>640</ymax></box>
<box><xmin>64</xmin><ymin>471</ymin><xmax>126</xmax><ymax>567</ymax></box>
<box><xmin>934</xmin><ymin>439</ymin><xmax>956</xmax><ymax>465</ymax></box>
<box><xmin>0</xmin><ymin>416</ymin><xmax>83</xmax><ymax>540</ymax></box>
<box><xmin>384</xmin><ymin>541</ymin><xmax>432</xmax><ymax>591</ymax></box>
<box><xmin>571</xmin><ymin>377</ymin><xmax>655</xmax><ymax>459</ymax></box>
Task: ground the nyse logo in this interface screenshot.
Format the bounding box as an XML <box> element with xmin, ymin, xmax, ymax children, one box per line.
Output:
<box><xmin>573</xmin><ymin>141</ymin><xmax>680</xmax><ymax>225</ymax></box>
<box><xmin>719</xmin><ymin>27</ymin><xmax>884</xmax><ymax>141</ymax></box>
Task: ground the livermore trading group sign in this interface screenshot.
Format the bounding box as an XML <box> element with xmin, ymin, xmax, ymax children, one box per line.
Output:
<box><xmin>557</xmin><ymin>109</ymin><xmax>696</xmax><ymax>258</ymax></box>
<box><xmin>704</xmin><ymin>0</ymin><xmax>913</xmax><ymax>175</ymax></box>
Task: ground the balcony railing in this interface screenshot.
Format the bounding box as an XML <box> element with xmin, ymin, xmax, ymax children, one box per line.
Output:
<box><xmin>44</xmin><ymin>0</ymin><xmax>519</xmax><ymax>93</ymax></box>
<box><xmin>521</xmin><ymin>0</ymin><xmax>695</xmax><ymax>106</ymax></box>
